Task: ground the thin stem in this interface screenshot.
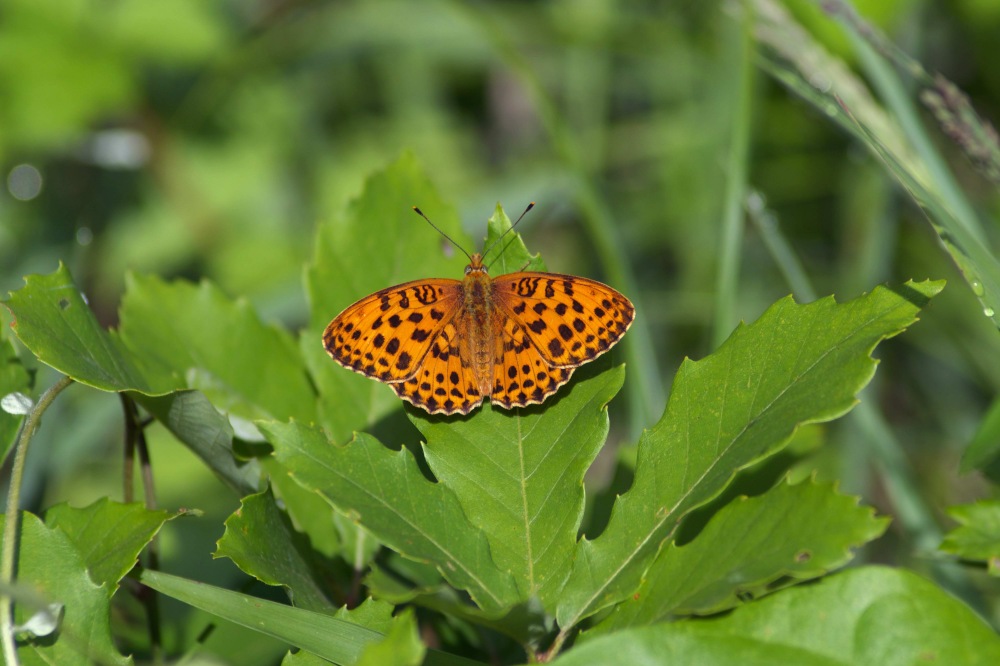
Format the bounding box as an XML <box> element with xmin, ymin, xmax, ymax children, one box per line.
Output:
<box><xmin>1</xmin><ymin>375</ymin><xmax>74</xmax><ymax>665</ymax></box>
<box><xmin>713</xmin><ymin>1</ymin><xmax>756</xmax><ymax>349</ymax></box>
<box><xmin>121</xmin><ymin>393</ymin><xmax>163</xmax><ymax>662</ymax></box>
<box><xmin>121</xmin><ymin>393</ymin><xmax>136</xmax><ymax>503</ymax></box>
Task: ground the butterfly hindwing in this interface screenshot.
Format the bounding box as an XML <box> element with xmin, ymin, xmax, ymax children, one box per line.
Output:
<box><xmin>491</xmin><ymin>317</ymin><xmax>574</xmax><ymax>409</ymax></box>
<box><xmin>323</xmin><ymin>278</ymin><xmax>463</xmax><ymax>383</ymax></box>
<box><xmin>391</xmin><ymin>322</ymin><xmax>485</xmax><ymax>414</ymax></box>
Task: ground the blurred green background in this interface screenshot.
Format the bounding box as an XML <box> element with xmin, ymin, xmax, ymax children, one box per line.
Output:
<box><xmin>3</xmin><ymin>0</ymin><xmax>1000</xmax><ymax>660</ymax></box>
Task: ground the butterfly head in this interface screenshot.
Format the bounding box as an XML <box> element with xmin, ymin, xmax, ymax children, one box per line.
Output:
<box><xmin>464</xmin><ymin>253</ymin><xmax>487</xmax><ymax>275</ymax></box>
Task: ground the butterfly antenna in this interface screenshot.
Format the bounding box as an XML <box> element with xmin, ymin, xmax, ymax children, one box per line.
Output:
<box><xmin>412</xmin><ymin>207</ymin><xmax>473</xmax><ymax>262</ymax></box>
<box><xmin>482</xmin><ymin>202</ymin><xmax>535</xmax><ymax>260</ymax></box>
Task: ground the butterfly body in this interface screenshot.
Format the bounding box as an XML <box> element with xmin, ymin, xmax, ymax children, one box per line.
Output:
<box><xmin>324</xmin><ymin>250</ymin><xmax>634</xmax><ymax>415</ymax></box>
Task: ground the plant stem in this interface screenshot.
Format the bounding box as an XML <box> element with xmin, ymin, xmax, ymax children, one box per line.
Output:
<box><xmin>1</xmin><ymin>375</ymin><xmax>74</xmax><ymax>665</ymax></box>
<box><xmin>713</xmin><ymin>1</ymin><xmax>756</xmax><ymax>349</ymax></box>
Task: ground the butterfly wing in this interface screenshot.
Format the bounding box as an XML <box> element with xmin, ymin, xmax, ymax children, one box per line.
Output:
<box><xmin>490</xmin><ymin>315</ymin><xmax>575</xmax><ymax>409</ymax></box>
<box><xmin>493</xmin><ymin>272</ymin><xmax>635</xmax><ymax>369</ymax></box>
<box><xmin>390</xmin><ymin>321</ymin><xmax>486</xmax><ymax>415</ymax></box>
<box><xmin>323</xmin><ymin>278</ymin><xmax>463</xmax><ymax>383</ymax></box>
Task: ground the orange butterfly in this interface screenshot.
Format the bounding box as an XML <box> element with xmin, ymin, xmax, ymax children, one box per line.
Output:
<box><xmin>323</xmin><ymin>205</ymin><xmax>634</xmax><ymax>415</ymax></box>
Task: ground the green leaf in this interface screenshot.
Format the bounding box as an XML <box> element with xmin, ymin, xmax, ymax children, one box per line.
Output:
<box><xmin>556</xmin><ymin>280</ymin><xmax>944</xmax><ymax>628</ymax></box>
<box><xmin>365</xmin><ymin>560</ymin><xmax>552</xmax><ymax>645</ymax></box>
<box><xmin>940</xmin><ymin>500</ymin><xmax>1000</xmax><ymax>575</ymax></box>
<box><xmin>696</xmin><ymin>565</ymin><xmax>1000</xmax><ymax>664</ymax></box>
<box><xmin>355</xmin><ymin>608</ymin><xmax>425</xmax><ymax>666</ymax></box>
<box><xmin>139</xmin><ymin>569</ymin><xmax>479</xmax><ymax>666</ymax></box>
<box><xmin>263</xmin><ymin>457</ymin><xmax>343</xmax><ymax>559</ymax></box>
<box><xmin>282</xmin><ymin>651</ymin><xmax>333</xmax><ymax>666</ymax></box>
<box><xmin>2</xmin><ymin>512</ymin><xmax>129</xmax><ymax>665</ymax></box>
<box><xmin>216</xmin><ymin>489</ymin><xmax>336</xmax><ymax>611</ymax></box>
<box><xmin>3</xmin><ymin>263</ymin><xmax>175</xmax><ymax>394</ymax></box>
<box><xmin>117</xmin><ymin>272</ymin><xmax>316</xmax><ymax>422</ymax></box>
<box><xmin>136</xmin><ymin>389</ymin><xmax>262</xmax><ymax>495</ymax></box>
<box><xmin>45</xmin><ymin>498</ymin><xmax>176</xmax><ymax>593</ymax></box>
<box><xmin>262</xmin><ymin>419</ymin><xmax>519</xmax><ymax>614</ymax></box>
<box><xmin>414</xmin><ymin>358</ymin><xmax>623</xmax><ymax>608</ymax></box>
<box><xmin>480</xmin><ymin>202</ymin><xmax>545</xmax><ymax>274</ymax></box>
<box><xmin>552</xmin><ymin>626</ymin><xmax>840</xmax><ymax>666</ymax></box>
<box><xmin>555</xmin><ymin>567</ymin><xmax>1000</xmax><ymax>665</ymax></box>
<box><xmin>961</xmin><ymin>396</ymin><xmax>1000</xmax><ymax>473</ymax></box>
<box><xmin>591</xmin><ymin>477</ymin><xmax>889</xmax><ymax>631</ymax></box>
<box><xmin>305</xmin><ymin>152</ymin><xmax>472</xmax><ymax>442</ymax></box>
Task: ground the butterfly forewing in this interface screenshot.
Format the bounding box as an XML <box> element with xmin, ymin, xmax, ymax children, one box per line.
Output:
<box><xmin>323</xmin><ymin>278</ymin><xmax>463</xmax><ymax>383</ymax></box>
<box><xmin>493</xmin><ymin>272</ymin><xmax>635</xmax><ymax>368</ymax></box>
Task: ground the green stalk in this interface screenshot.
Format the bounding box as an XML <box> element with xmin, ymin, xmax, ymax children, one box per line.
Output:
<box><xmin>1</xmin><ymin>376</ymin><xmax>74</xmax><ymax>665</ymax></box>
<box><xmin>713</xmin><ymin>2</ymin><xmax>756</xmax><ymax>348</ymax></box>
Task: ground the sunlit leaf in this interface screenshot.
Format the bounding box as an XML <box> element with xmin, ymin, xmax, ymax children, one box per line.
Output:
<box><xmin>591</xmin><ymin>478</ymin><xmax>889</xmax><ymax>631</ymax></box>
<box><xmin>557</xmin><ymin>280</ymin><xmax>944</xmax><ymax>628</ymax></box>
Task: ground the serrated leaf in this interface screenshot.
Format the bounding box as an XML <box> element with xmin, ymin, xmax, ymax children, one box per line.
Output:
<box><xmin>591</xmin><ymin>478</ymin><xmax>889</xmax><ymax>632</ymax></box>
<box><xmin>281</xmin><ymin>651</ymin><xmax>332</xmax><ymax>666</ymax></box>
<box><xmin>554</xmin><ymin>567</ymin><xmax>1000</xmax><ymax>665</ymax></box>
<box><xmin>355</xmin><ymin>607</ymin><xmax>425</xmax><ymax>666</ymax></box>
<box><xmin>2</xmin><ymin>512</ymin><xmax>129</xmax><ymax>665</ymax></box>
<box><xmin>117</xmin><ymin>272</ymin><xmax>315</xmax><ymax>422</ymax></box>
<box><xmin>696</xmin><ymin>566</ymin><xmax>1000</xmax><ymax>665</ymax></box>
<box><xmin>480</xmin><ymin>202</ymin><xmax>545</xmax><ymax>274</ymax></box>
<box><xmin>140</xmin><ymin>569</ymin><xmax>478</xmax><ymax>666</ymax></box>
<box><xmin>557</xmin><ymin>280</ymin><xmax>944</xmax><ymax>628</ymax></box>
<box><xmin>365</xmin><ymin>561</ymin><xmax>552</xmax><ymax>646</ymax></box>
<box><xmin>45</xmin><ymin>498</ymin><xmax>177</xmax><ymax>593</ymax></box>
<box><xmin>263</xmin><ymin>458</ymin><xmax>343</xmax><ymax>559</ymax></box>
<box><xmin>306</xmin><ymin>153</ymin><xmax>472</xmax><ymax>442</ymax></box>
<box><xmin>3</xmin><ymin>262</ymin><xmax>176</xmax><ymax>394</ymax></box>
<box><xmin>216</xmin><ymin>489</ymin><xmax>335</xmax><ymax>611</ymax></box>
<box><xmin>940</xmin><ymin>500</ymin><xmax>1000</xmax><ymax>575</ymax></box>
<box><xmin>263</xmin><ymin>419</ymin><xmax>519</xmax><ymax>613</ymax></box>
<box><xmin>552</xmin><ymin>626</ymin><xmax>840</xmax><ymax>666</ymax></box>
<box><xmin>414</xmin><ymin>357</ymin><xmax>623</xmax><ymax>608</ymax></box>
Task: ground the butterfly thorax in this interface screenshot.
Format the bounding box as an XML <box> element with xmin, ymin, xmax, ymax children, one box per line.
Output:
<box><xmin>459</xmin><ymin>253</ymin><xmax>499</xmax><ymax>396</ymax></box>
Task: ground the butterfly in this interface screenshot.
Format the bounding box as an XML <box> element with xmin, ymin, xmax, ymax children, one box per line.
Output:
<box><xmin>323</xmin><ymin>204</ymin><xmax>635</xmax><ymax>415</ymax></box>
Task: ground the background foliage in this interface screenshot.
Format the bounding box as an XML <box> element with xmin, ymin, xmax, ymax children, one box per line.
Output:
<box><xmin>3</xmin><ymin>0</ymin><xmax>1000</xmax><ymax>664</ymax></box>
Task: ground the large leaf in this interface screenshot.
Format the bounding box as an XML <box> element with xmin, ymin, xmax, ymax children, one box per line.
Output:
<box><xmin>556</xmin><ymin>280</ymin><xmax>944</xmax><ymax>628</ymax></box>
<box><xmin>3</xmin><ymin>262</ymin><xmax>175</xmax><ymax>394</ymax></box>
<box><xmin>2</xmin><ymin>512</ymin><xmax>129</xmax><ymax>665</ymax></box>
<box><xmin>117</xmin><ymin>271</ymin><xmax>316</xmax><ymax>422</ymax></box>
<box><xmin>45</xmin><ymin>498</ymin><xmax>177</xmax><ymax>593</ymax></box>
<box><xmin>591</xmin><ymin>477</ymin><xmax>889</xmax><ymax>631</ymax></box>
<box><xmin>216</xmin><ymin>488</ymin><xmax>336</xmax><ymax>611</ymax></box>
<box><xmin>305</xmin><ymin>152</ymin><xmax>473</xmax><ymax>442</ymax></box>
<box><xmin>414</xmin><ymin>357</ymin><xmax>623</xmax><ymax>608</ymax></box>
<box><xmin>939</xmin><ymin>500</ymin><xmax>1000</xmax><ymax>575</ymax></box>
<box><xmin>262</xmin><ymin>419</ymin><xmax>519</xmax><ymax>613</ymax></box>
<box><xmin>553</xmin><ymin>567</ymin><xmax>1000</xmax><ymax>665</ymax></box>
<box><xmin>139</xmin><ymin>569</ymin><xmax>478</xmax><ymax>666</ymax></box>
